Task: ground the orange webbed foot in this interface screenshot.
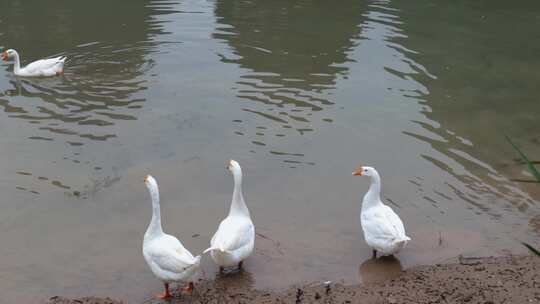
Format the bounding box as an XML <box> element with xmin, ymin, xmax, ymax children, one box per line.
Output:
<box><xmin>155</xmin><ymin>292</ymin><xmax>172</xmax><ymax>299</ymax></box>
<box><xmin>181</xmin><ymin>282</ymin><xmax>194</xmax><ymax>295</ymax></box>
<box><xmin>155</xmin><ymin>283</ymin><xmax>172</xmax><ymax>299</ymax></box>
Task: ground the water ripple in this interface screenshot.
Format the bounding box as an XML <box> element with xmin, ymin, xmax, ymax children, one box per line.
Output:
<box><xmin>213</xmin><ymin>0</ymin><xmax>365</xmax><ymax>166</ymax></box>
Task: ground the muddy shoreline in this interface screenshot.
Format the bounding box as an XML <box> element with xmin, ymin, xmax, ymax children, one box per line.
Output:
<box><xmin>47</xmin><ymin>255</ymin><xmax>539</xmax><ymax>304</ymax></box>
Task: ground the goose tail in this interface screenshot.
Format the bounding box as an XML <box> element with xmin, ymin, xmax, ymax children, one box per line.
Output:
<box><xmin>203</xmin><ymin>246</ymin><xmax>232</xmax><ymax>254</ymax></box>
<box><xmin>394</xmin><ymin>235</ymin><xmax>411</xmax><ymax>247</ymax></box>
<box><xmin>181</xmin><ymin>255</ymin><xmax>202</xmax><ymax>273</ymax></box>
<box><xmin>190</xmin><ymin>255</ymin><xmax>202</xmax><ymax>270</ymax></box>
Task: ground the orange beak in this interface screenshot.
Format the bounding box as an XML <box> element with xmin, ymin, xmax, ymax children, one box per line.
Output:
<box><xmin>1</xmin><ymin>52</ymin><xmax>7</xmax><ymax>61</ymax></box>
<box><xmin>352</xmin><ymin>167</ymin><xmax>363</xmax><ymax>176</ymax></box>
<box><xmin>144</xmin><ymin>175</ymin><xmax>149</xmax><ymax>183</ymax></box>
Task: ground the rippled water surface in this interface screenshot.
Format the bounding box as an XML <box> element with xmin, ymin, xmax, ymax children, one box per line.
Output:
<box><xmin>1</xmin><ymin>0</ymin><xmax>539</xmax><ymax>302</ymax></box>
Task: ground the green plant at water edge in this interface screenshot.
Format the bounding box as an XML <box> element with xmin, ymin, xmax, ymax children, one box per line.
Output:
<box><xmin>522</xmin><ymin>242</ymin><xmax>540</xmax><ymax>257</ymax></box>
<box><xmin>504</xmin><ymin>134</ymin><xmax>540</xmax><ymax>182</ymax></box>
<box><xmin>504</xmin><ymin>135</ymin><xmax>540</xmax><ymax>255</ymax></box>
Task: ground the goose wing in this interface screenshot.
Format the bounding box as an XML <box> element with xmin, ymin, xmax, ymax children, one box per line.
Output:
<box><xmin>381</xmin><ymin>205</ymin><xmax>407</xmax><ymax>237</ymax></box>
<box><xmin>362</xmin><ymin>206</ymin><xmax>405</xmax><ymax>241</ymax></box>
<box><xmin>148</xmin><ymin>234</ymin><xmax>198</xmax><ymax>273</ymax></box>
<box><xmin>210</xmin><ymin>216</ymin><xmax>254</xmax><ymax>252</ymax></box>
<box><xmin>23</xmin><ymin>56</ymin><xmax>66</xmax><ymax>73</ymax></box>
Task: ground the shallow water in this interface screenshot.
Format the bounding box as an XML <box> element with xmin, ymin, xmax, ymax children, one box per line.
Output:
<box><xmin>0</xmin><ymin>0</ymin><xmax>539</xmax><ymax>303</ymax></box>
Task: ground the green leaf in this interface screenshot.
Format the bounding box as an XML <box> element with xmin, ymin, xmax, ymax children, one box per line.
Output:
<box><xmin>509</xmin><ymin>179</ymin><xmax>540</xmax><ymax>184</ymax></box>
<box><xmin>516</xmin><ymin>160</ymin><xmax>540</xmax><ymax>165</ymax></box>
<box><xmin>505</xmin><ymin>134</ymin><xmax>540</xmax><ymax>182</ymax></box>
<box><xmin>522</xmin><ymin>242</ymin><xmax>540</xmax><ymax>256</ymax></box>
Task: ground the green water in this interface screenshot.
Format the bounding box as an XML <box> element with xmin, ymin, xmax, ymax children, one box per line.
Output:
<box><xmin>0</xmin><ymin>0</ymin><xmax>539</xmax><ymax>302</ymax></box>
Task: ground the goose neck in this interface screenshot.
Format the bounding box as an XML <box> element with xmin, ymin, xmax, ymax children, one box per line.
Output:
<box><xmin>363</xmin><ymin>173</ymin><xmax>383</xmax><ymax>209</ymax></box>
<box><xmin>229</xmin><ymin>170</ymin><xmax>250</xmax><ymax>217</ymax></box>
<box><xmin>12</xmin><ymin>51</ymin><xmax>21</xmax><ymax>74</ymax></box>
<box><xmin>145</xmin><ymin>184</ymin><xmax>163</xmax><ymax>238</ymax></box>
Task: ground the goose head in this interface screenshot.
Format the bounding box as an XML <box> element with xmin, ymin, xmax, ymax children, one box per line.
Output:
<box><xmin>227</xmin><ymin>159</ymin><xmax>242</xmax><ymax>175</ymax></box>
<box><xmin>1</xmin><ymin>49</ymin><xmax>16</xmax><ymax>61</ymax></box>
<box><xmin>144</xmin><ymin>174</ymin><xmax>159</xmax><ymax>193</ymax></box>
<box><xmin>352</xmin><ymin>166</ymin><xmax>377</xmax><ymax>177</ymax></box>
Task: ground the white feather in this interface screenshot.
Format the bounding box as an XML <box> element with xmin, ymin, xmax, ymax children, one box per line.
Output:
<box><xmin>207</xmin><ymin>160</ymin><xmax>255</xmax><ymax>267</ymax></box>
<box><xmin>357</xmin><ymin>167</ymin><xmax>411</xmax><ymax>255</ymax></box>
<box><xmin>2</xmin><ymin>49</ymin><xmax>65</xmax><ymax>77</ymax></box>
<box><xmin>142</xmin><ymin>175</ymin><xmax>201</xmax><ymax>283</ymax></box>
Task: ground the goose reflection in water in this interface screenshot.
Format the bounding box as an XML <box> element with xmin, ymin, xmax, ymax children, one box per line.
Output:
<box><xmin>214</xmin><ymin>267</ymin><xmax>255</xmax><ymax>290</ymax></box>
<box><xmin>358</xmin><ymin>255</ymin><xmax>403</xmax><ymax>284</ymax></box>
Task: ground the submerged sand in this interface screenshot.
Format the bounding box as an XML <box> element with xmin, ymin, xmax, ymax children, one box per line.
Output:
<box><xmin>47</xmin><ymin>255</ymin><xmax>539</xmax><ymax>304</ymax></box>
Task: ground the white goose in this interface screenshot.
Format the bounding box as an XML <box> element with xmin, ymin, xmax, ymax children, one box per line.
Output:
<box><xmin>142</xmin><ymin>175</ymin><xmax>201</xmax><ymax>299</ymax></box>
<box><xmin>204</xmin><ymin>160</ymin><xmax>255</xmax><ymax>271</ymax></box>
<box><xmin>352</xmin><ymin>166</ymin><xmax>411</xmax><ymax>258</ymax></box>
<box><xmin>1</xmin><ymin>49</ymin><xmax>66</xmax><ymax>77</ymax></box>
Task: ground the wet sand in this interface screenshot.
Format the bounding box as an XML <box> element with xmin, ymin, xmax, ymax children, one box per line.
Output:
<box><xmin>47</xmin><ymin>255</ymin><xmax>539</xmax><ymax>304</ymax></box>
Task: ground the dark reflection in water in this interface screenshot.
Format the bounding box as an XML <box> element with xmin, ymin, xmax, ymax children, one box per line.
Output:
<box><xmin>382</xmin><ymin>0</ymin><xmax>540</xmax><ymax>212</ymax></box>
<box><xmin>0</xmin><ymin>0</ymin><xmax>179</xmax><ymax>143</ymax></box>
<box><xmin>214</xmin><ymin>268</ymin><xmax>255</xmax><ymax>290</ymax></box>
<box><xmin>213</xmin><ymin>0</ymin><xmax>365</xmax><ymax>166</ymax></box>
<box><xmin>358</xmin><ymin>256</ymin><xmax>403</xmax><ymax>284</ymax></box>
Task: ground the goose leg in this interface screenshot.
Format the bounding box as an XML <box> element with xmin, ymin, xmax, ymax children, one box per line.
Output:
<box><xmin>181</xmin><ymin>282</ymin><xmax>195</xmax><ymax>295</ymax></box>
<box><xmin>372</xmin><ymin>250</ymin><xmax>377</xmax><ymax>259</ymax></box>
<box><xmin>155</xmin><ymin>282</ymin><xmax>172</xmax><ymax>299</ymax></box>
<box><xmin>238</xmin><ymin>261</ymin><xmax>243</xmax><ymax>269</ymax></box>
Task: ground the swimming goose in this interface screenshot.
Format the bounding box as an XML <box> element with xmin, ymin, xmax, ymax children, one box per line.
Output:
<box><xmin>204</xmin><ymin>160</ymin><xmax>255</xmax><ymax>271</ymax></box>
<box><xmin>352</xmin><ymin>166</ymin><xmax>411</xmax><ymax>258</ymax></box>
<box><xmin>142</xmin><ymin>175</ymin><xmax>201</xmax><ymax>299</ymax></box>
<box><xmin>1</xmin><ymin>49</ymin><xmax>66</xmax><ymax>77</ymax></box>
